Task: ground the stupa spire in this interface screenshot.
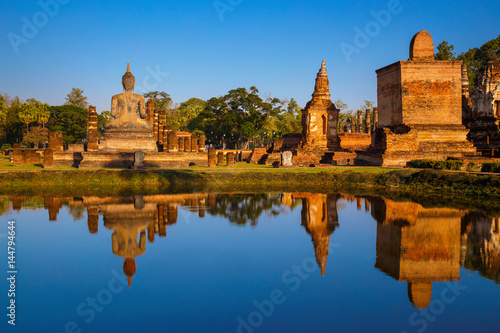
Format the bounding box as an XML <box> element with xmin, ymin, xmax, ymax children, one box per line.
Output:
<box><xmin>318</xmin><ymin>60</ymin><xmax>328</xmax><ymax>77</ymax></box>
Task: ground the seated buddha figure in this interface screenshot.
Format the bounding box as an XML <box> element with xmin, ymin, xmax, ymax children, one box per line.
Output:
<box><xmin>105</xmin><ymin>62</ymin><xmax>153</xmax><ymax>132</ymax></box>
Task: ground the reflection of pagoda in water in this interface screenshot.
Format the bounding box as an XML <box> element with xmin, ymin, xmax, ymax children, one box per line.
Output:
<box><xmin>288</xmin><ymin>193</ymin><xmax>340</xmax><ymax>276</ymax></box>
<box><xmin>370</xmin><ymin>197</ymin><xmax>464</xmax><ymax>309</ymax></box>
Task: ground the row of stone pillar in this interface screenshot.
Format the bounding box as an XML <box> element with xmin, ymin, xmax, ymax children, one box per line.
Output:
<box><xmin>339</xmin><ymin>108</ymin><xmax>379</xmax><ymax>133</ymax></box>
<box><xmin>147</xmin><ymin>100</ymin><xmax>206</xmax><ymax>152</ymax></box>
<box><xmin>208</xmin><ymin>148</ymin><xmax>242</xmax><ymax>167</ymax></box>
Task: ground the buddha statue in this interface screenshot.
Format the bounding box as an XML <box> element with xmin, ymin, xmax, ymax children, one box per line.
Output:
<box><xmin>99</xmin><ymin>62</ymin><xmax>157</xmax><ymax>151</ymax></box>
<box><xmin>105</xmin><ymin>62</ymin><xmax>153</xmax><ymax>132</ymax></box>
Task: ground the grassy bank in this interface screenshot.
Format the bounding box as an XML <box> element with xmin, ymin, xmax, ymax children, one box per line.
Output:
<box><xmin>0</xmin><ymin>167</ymin><xmax>499</xmax><ymax>211</ymax></box>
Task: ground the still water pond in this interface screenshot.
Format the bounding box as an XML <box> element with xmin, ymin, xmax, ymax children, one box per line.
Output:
<box><xmin>0</xmin><ymin>193</ymin><xmax>499</xmax><ymax>333</ymax></box>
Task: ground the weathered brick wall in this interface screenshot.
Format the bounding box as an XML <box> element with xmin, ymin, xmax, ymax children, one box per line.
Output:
<box><xmin>401</xmin><ymin>61</ymin><xmax>463</xmax><ymax>126</ymax></box>
<box><xmin>377</xmin><ymin>63</ymin><xmax>403</xmax><ymax>127</ymax></box>
<box><xmin>49</xmin><ymin>132</ymin><xmax>64</xmax><ymax>151</ymax></box>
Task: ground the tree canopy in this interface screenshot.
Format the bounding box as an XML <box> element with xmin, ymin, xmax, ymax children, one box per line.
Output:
<box><xmin>435</xmin><ymin>35</ymin><xmax>500</xmax><ymax>92</ymax></box>
<box><xmin>65</xmin><ymin>88</ymin><xmax>89</xmax><ymax>109</ymax></box>
<box><xmin>47</xmin><ymin>105</ymin><xmax>87</xmax><ymax>144</ymax></box>
<box><xmin>144</xmin><ymin>91</ymin><xmax>172</xmax><ymax>112</ymax></box>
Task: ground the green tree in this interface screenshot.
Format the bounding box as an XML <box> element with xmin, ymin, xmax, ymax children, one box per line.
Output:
<box><xmin>97</xmin><ymin>111</ymin><xmax>113</xmax><ymax>136</ymax></box>
<box><xmin>170</xmin><ymin>98</ymin><xmax>206</xmax><ymax>130</ymax></box>
<box><xmin>22</xmin><ymin>126</ymin><xmax>49</xmax><ymax>148</ymax></box>
<box><xmin>438</xmin><ymin>35</ymin><xmax>500</xmax><ymax>93</ymax></box>
<box><xmin>189</xmin><ymin>87</ymin><xmax>282</xmax><ymax>149</ymax></box>
<box><xmin>65</xmin><ymin>88</ymin><xmax>88</xmax><ymax>109</ymax></box>
<box><xmin>0</xmin><ymin>95</ymin><xmax>23</xmax><ymax>144</ymax></box>
<box><xmin>144</xmin><ymin>91</ymin><xmax>172</xmax><ymax>111</ymax></box>
<box><xmin>435</xmin><ymin>41</ymin><xmax>457</xmax><ymax>60</ymax></box>
<box><xmin>47</xmin><ymin>105</ymin><xmax>87</xmax><ymax>144</ymax></box>
<box><xmin>18</xmin><ymin>102</ymin><xmax>38</xmax><ymax>132</ymax></box>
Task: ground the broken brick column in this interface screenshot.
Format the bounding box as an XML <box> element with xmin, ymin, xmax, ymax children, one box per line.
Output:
<box><xmin>147</xmin><ymin>99</ymin><xmax>155</xmax><ymax>122</ymax></box>
<box><xmin>158</xmin><ymin>110</ymin><xmax>166</xmax><ymax>147</ymax></box>
<box><xmin>198</xmin><ymin>133</ymin><xmax>206</xmax><ymax>152</ymax></box>
<box><xmin>226</xmin><ymin>152</ymin><xmax>235</xmax><ymax>167</ymax></box>
<box><xmin>191</xmin><ymin>134</ymin><xmax>198</xmax><ymax>152</ymax></box>
<box><xmin>217</xmin><ymin>152</ymin><xmax>224</xmax><ymax>165</ymax></box>
<box><xmin>153</xmin><ymin>109</ymin><xmax>159</xmax><ymax>142</ymax></box>
<box><xmin>184</xmin><ymin>136</ymin><xmax>191</xmax><ymax>152</ymax></box>
<box><xmin>178</xmin><ymin>137</ymin><xmax>185</xmax><ymax>152</ymax></box>
<box><xmin>365</xmin><ymin>109</ymin><xmax>371</xmax><ymax>133</ymax></box>
<box><xmin>208</xmin><ymin>148</ymin><xmax>216</xmax><ymax>167</ymax></box>
<box><xmin>87</xmin><ymin>106</ymin><xmax>99</xmax><ymax>151</ymax></box>
<box><xmin>167</xmin><ymin>131</ymin><xmax>178</xmax><ymax>152</ymax></box>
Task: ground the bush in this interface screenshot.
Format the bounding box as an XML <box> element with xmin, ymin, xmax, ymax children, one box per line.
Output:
<box><xmin>481</xmin><ymin>162</ymin><xmax>500</xmax><ymax>173</ymax></box>
<box><xmin>408</xmin><ymin>159</ymin><xmax>464</xmax><ymax>171</ymax></box>
<box><xmin>466</xmin><ymin>162</ymin><xmax>477</xmax><ymax>172</ymax></box>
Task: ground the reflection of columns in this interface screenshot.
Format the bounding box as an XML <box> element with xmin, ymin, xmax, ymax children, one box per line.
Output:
<box><xmin>356</xmin><ymin>198</ymin><xmax>362</xmax><ymax>210</ymax></box>
<box><xmin>12</xmin><ymin>198</ymin><xmax>22</xmax><ymax>211</ymax></box>
<box><xmin>372</xmin><ymin>197</ymin><xmax>462</xmax><ymax>310</ymax></box>
<box><xmin>44</xmin><ymin>197</ymin><xmax>63</xmax><ymax>222</ymax></box>
<box><xmin>87</xmin><ymin>205</ymin><xmax>99</xmax><ymax>234</ymax></box>
<box><xmin>208</xmin><ymin>194</ymin><xmax>216</xmax><ymax>208</ymax></box>
<box><xmin>158</xmin><ymin>204</ymin><xmax>166</xmax><ymax>237</ymax></box>
<box><xmin>199</xmin><ymin>198</ymin><xmax>206</xmax><ymax>218</ymax></box>
<box><xmin>166</xmin><ymin>203</ymin><xmax>178</xmax><ymax>225</ymax></box>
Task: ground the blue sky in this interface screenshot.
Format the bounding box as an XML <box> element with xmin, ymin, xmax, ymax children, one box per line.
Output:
<box><xmin>0</xmin><ymin>0</ymin><xmax>499</xmax><ymax>113</ymax></box>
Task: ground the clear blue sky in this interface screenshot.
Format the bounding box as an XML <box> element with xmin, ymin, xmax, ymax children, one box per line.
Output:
<box><xmin>0</xmin><ymin>0</ymin><xmax>499</xmax><ymax>113</ymax></box>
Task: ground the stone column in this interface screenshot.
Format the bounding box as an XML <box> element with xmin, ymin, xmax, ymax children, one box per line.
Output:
<box><xmin>373</xmin><ymin>108</ymin><xmax>379</xmax><ymax>131</ymax></box>
<box><xmin>198</xmin><ymin>133</ymin><xmax>206</xmax><ymax>152</ymax></box>
<box><xmin>168</xmin><ymin>131</ymin><xmax>178</xmax><ymax>152</ymax></box>
<box><xmin>87</xmin><ymin>106</ymin><xmax>99</xmax><ymax>151</ymax></box>
<box><xmin>153</xmin><ymin>109</ymin><xmax>159</xmax><ymax>141</ymax></box>
<box><xmin>208</xmin><ymin>148</ymin><xmax>216</xmax><ymax>167</ymax></box>
<box><xmin>184</xmin><ymin>136</ymin><xmax>191</xmax><ymax>152</ymax></box>
<box><xmin>49</xmin><ymin>132</ymin><xmax>64</xmax><ymax>151</ymax></box>
<box><xmin>227</xmin><ymin>152</ymin><xmax>235</xmax><ymax>167</ymax></box>
<box><xmin>191</xmin><ymin>134</ymin><xmax>198</xmax><ymax>152</ymax></box>
<box><xmin>158</xmin><ymin>110</ymin><xmax>166</xmax><ymax>146</ymax></box>
<box><xmin>357</xmin><ymin>110</ymin><xmax>363</xmax><ymax>133</ymax></box>
<box><xmin>365</xmin><ymin>109</ymin><xmax>371</xmax><ymax>133</ymax></box>
<box><xmin>178</xmin><ymin>137</ymin><xmax>184</xmax><ymax>152</ymax></box>
<box><xmin>217</xmin><ymin>152</ymin><xmax>224</xmax><ymax>165</ymax></box>
<box><xmin>13</xmin><ymin>148</ymin><xmax>24</xmax><ymax>167</ymax></box>
<box><xmin>43</xmin><ymin>149</ymin><xmax>54</xmax><ymax>168</ymax></box>
<box><xmin>147</xmin><ymin>99</ymin><xmax>155</xmax><ymax>122</ymax></box>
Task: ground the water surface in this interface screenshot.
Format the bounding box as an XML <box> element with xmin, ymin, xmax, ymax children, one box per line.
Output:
<box><xmin>0</xmin><ymin>193</ymin><xmax>498</xmax><ymax>333</ymax></box>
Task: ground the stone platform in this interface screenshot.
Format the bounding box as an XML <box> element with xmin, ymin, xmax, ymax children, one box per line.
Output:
<box><xmin>79</xmin><ymin>151</ymin><xmax>208</xmax><ymax>169</ymax></box>
<box><xmin>99</xmin><ymin>130</ymin><xmax>157</xmax><ymax>152</ymax></box>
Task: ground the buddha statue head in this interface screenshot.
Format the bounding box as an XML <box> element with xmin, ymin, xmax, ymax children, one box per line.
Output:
<box><xmin>122</xmin><ymin>62</ymin><xmax>136</xmax><ymax>92</ymax></box>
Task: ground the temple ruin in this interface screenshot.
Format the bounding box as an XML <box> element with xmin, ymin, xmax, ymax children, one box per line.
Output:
<box><xmin>356</xmin><ymin>31</ymin><xmax>477</xmax><ymax>167</ymax></box>
<box><xmin>463</xmin><ymin>58</ymin><xmax>500</xmax><ymax>157</ymax></box>
<box><xmin>43</xmin><ymin>63</ymin><xmax>208</xmax><ymax>169</ymax></box>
